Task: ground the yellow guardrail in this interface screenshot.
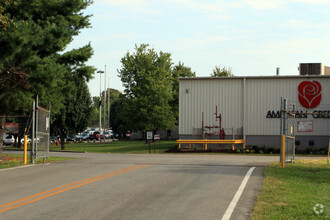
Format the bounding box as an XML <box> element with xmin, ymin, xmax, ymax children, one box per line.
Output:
<box><xmin>176</xmin><ymin>139</ymin><xmax>245</xmax><ymax>151</ymax></box>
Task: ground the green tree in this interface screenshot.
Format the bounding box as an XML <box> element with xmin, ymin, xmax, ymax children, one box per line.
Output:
<box><xmin>52</xmin><ymin>45</ymin><xmax>95</xmax><ymax>150</ymax></box>
<box><xmin>118</xmin><ymin>44</ymin><xmax>175</xmax><ymax>134</ymax></box>
<box><xmin>171</xmin><ymin>62</ymin><xmax>196</xmax><ymax>123</ymax></box>
<box><xmin>211</xmin><ymin>65</ymin><xmax>234</xmax><ymax>77</ymax></box>
<box><xmin>89</xmin><ymin>96</ymin><xmax>101</xmax><ymax>127</ymax></box>
<box><xmin>110</xmin><ymin>94</ymin><xmax>130</xmax><ymax>138</ymax></box>
<box><xmin>0</xmin><ymin>0</ymin><xmax>12</xmax><ymax>30</ymax></box>
<box><xmin>89</xmin><ymin>88</ymin><xmax>122</xmax><ymax>129</ymax></box>
<box><xmin>52</xmin><ymin>76</ymin><xmax>93</xmax><ymax>150</ymax></box>
<box><xmin>0</xmin><ymin>0</ymin><xmax>94</xmax><ymax>157</ymax></box>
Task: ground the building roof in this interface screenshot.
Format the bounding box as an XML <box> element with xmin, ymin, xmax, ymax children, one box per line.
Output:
<box><xmin>179</xmin><ymin>75</ymin><xmax>330</xmax><ymax>80</ymax></box>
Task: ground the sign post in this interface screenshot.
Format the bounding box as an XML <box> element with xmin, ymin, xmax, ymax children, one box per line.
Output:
<box><xmin>154</xmin><ymin>134</ymin><xmax>160</xmax><ymax>153</ymax></box>
<box><xmin>147</xmin><ymin>131</ymin><xmax>153</xmax><ymax>154</ymax></box>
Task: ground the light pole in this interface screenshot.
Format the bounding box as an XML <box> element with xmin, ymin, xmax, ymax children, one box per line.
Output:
<box><xmin>97</xmin><ymin>70</ymin><xmax>104</xmax><ymax>142</ymax></box>
<box><xmin>108</xmin><ymin>77</ymin><xmax>110</xmax><ymax>131</ymax></box>
<box><xmin>103</xmin><ymin>65</ymin><xmax>106</xmax><ymax>142</ymax></box>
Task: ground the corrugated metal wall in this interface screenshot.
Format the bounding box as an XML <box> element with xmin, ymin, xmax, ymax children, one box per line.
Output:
<box><xmin>179</xmin><ymin>77</ymin><xmax>330</xmax><ymax>137</ymax></box>
<box><xmin>179</xmin><ymin>78</ymin><xmax>243</xmax><ymax>136</ymax></box>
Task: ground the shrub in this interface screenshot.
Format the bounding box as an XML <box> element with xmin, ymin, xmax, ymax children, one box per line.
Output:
<box><xmin>252</xmin><ymin>145</ymin><xmax>260</xmax><ymax>152</ymax></box>
<box><xmin>305</xmin><ymin>147</ymin><xmax>313</xmax><ymax>154</ymax></box>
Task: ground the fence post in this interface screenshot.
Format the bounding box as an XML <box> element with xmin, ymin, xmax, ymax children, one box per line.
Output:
<box><xmin>281</xmin><ymin>135</ymin><xmax>285</xmax><ymax>168</ymax></box>
<box><xmin>31</xmin><ymin>100</ymin><xmax>35</xmax><ymax>164</ymax></box>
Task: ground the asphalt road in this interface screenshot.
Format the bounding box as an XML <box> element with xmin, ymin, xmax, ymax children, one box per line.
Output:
<box><xmin>0</xmin><ymin>152</ymin><xmax>279</xmax><ymax>220</ymax></box>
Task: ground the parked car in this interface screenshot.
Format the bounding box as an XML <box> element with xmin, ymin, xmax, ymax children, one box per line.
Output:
<box><xmin>65</xmin><ymin>136</ymin><xmax>75</xmax><ymax>142</ymax></box>
<box><xmin>104</xmin><ymin>131</ymin><xmax>110</xmax><ymax>139</ymax></box>
<box><xmin>74</xmin><ymin>134</ymin><xmax>83</xmax><ymax>142</ymax></box>
<box><xmin>21</xmin><ymin>136</ymin><xmax>32</xmax><ymax>144</ymax></box>
<box><xmin>49</xmin><ymin>136</ymin><xmax>57</xmax><ymax>144</ymax></box>
<box><xmin>112</xmin><ymin>133</ymin><xmax>119</xmax><ymax>139</ymax></box>
<box><xmin>89</xmin><ymin>131</ymin><xmax>104</xmax><ymax>140</ymax></box>
<box><xmin>3</xmin><ymin>134</ymin><xmax>15</xmax><ymax>146</ymax></box>
<box><xmin>81</xmin><ymin>132</ymin><xmax>90</xmax><ymax>141</ymax></box>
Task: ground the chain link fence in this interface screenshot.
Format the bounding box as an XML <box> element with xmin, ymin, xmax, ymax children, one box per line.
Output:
<box><xmin>36</xmin><ymin>107</ymin><xmax>50</xmax><ymax>159</ymax></box>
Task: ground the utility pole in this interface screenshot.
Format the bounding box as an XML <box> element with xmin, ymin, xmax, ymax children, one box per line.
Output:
<box><xmin>97</xmin><ymin>70</ymin><xmax>104</xmax><ymax>142</ymax></box>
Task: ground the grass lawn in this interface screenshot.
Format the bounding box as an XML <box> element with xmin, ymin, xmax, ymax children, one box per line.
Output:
<box><xmin>0</xmin><ymin>154</ymin><xmax>72</xmax><ymax>169</ymax></box>
<box><xmin>252</xmin><ymin>159</ymin><xmax>330</xmax><ymax>220</ymax></box>
<box><xmin>49</xmin><ymin>140</ymin><xmax>178</xmax><ymax>153</ymax></box>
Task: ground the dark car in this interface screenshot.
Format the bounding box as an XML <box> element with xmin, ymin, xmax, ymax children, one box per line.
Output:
<box><xmin>112</xmin><ymin>133</ymin><xmax>119</xmax><ymax>139</ymax></box>
<box><xmin>81</xmin><ymin>132</ymin><xmax>90</xmax><ymax>141</ymax></box>
<box><xmin>65</xmin><ymin>136</ymin><xmax>75</xmax><ymax>142</ymax></box>
<box><xmin>50</xmin><ymin>136</ymin><xmax>57</xmax><ymax>144</ymax></box>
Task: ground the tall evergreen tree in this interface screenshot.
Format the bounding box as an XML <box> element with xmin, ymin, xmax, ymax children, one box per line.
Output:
<box><xmin>0</xmin><ymin>0</ymin><xmax>94</xmax><ymax>157</ymax></box>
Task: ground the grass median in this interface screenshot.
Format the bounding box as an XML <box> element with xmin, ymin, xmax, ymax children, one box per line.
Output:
<box><xmin>50</xmin><ymin>140</ymin><xmax>177</xmax><ymax>153</ymax></box>
<box><xmin>252</xmin><ymin>159</ymin><xmax>330</xmax><ymax>219</ymax></box>
<box><xmin>0</xmin><ymin>154</ymin><xmax>72</xmax><ymax>169</ymax></box>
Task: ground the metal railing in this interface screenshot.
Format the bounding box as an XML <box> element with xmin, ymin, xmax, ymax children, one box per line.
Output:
<box><xmin>177</xmin><ymin>139</ymin><xmax>245</xmax><ymax>150</ymax></box>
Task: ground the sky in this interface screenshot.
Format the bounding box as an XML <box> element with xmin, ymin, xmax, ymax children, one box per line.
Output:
<box><xmin>67</xmin><ymin>0</ymin><xmax>330</xmax><ymax>97</ymax></box>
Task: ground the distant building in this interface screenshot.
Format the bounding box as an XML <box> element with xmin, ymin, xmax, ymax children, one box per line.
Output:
<box><xmin>179</xmin><ymin>64</ymin><xmax>330</xmax><ymax>149</ymax></box>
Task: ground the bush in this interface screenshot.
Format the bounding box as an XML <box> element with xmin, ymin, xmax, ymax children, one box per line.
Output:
<box><xmin>252</xmin><ymin>145</ymin><xmax>260</xmax><ymax>152</ymax></box>
<box><xmin>305</xmin><ymin>147</ymin><xmax>313</xmax><ymax>154</ymax></box>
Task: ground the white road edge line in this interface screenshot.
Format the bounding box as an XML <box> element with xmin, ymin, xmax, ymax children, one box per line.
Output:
<box><xmin>221</xmin><ymin>166</ymin><xmax>256</xmax><ymax>220</ymax></box>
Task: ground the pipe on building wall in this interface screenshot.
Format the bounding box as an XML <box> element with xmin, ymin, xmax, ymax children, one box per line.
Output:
<box><xmin>243</xmin><ymin>78</ymin><xmax>246</xmax><ymax>141</ymax></box>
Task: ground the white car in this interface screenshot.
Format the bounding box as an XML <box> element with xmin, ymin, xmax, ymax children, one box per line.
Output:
<box><xmin>21</xmin><ymin>137</ymin><xmax>32</xmax><ymax>144</ymax></box>
<box><xmin>3</xmin><ymin>134</ymin><xmax>15</xmax><ymax>146</ymax></box>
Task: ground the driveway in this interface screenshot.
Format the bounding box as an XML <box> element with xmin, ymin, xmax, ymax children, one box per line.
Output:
<box><xmin>0</xmin><ymin>152</ymin><xmax>279</xmax><ymax>219</ymax></box>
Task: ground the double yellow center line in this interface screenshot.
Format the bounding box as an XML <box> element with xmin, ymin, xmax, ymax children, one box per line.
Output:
<box><xmin>0</xmin><ymin>164</ymin><xmax>151</xmax><ymax>213</ymax></box>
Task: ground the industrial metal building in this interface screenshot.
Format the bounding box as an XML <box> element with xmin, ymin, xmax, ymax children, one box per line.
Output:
<box><xmin>179</xmin><ymin>65</ymin><xmax>330</xmax><ymax>149</ymax></box>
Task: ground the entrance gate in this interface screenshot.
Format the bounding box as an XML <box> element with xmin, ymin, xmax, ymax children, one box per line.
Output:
<box><xmin>36</xmin><ymin>105</ymin><xmax>50</xmax><ymax>159</ymax></box>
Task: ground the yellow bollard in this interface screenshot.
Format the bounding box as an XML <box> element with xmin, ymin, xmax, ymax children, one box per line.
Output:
<box><xmin>232</xmin><ymin>144</ymin><xmax>235</xmax><ymax>151</ymax></box>
<box><xmin>281</xmin><ymin>135</ymin><xmax>285</xmax><ymax>168</ymax></box>
<box><xmin>24</xmin><ymin>135</ymin><xmax>27</xmax><ymax>165</ymax></box>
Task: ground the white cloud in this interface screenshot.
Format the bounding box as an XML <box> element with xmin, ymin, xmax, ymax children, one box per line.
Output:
<box><xmin>99</xmin><ymin>0</ymin><xmax>149</xmax><ymax>8</ymax></box>
<box><xmin>163</xmin><ymin>0</ymin><xmax>231</xmax><ymax>20</ymax></box>
<box><xmin>240</xmin><ymin>0</ymin><xmax>286</xmax><ymax>9</ymax></box>
<box><xmin>161</xmin><ymin>33</ymin><xmax>229</xmax><ymax>52</ymax></box>
<box><xmin>294</xmin><ymin>0</ymin><xmax>330</xmax><ymax>4</ymax></box>
<box><xmin>98</xmin><ymin>0</ymin><xmax>160</xmax><ymax>14</ymax></box>
<box><xmin>283</xmin><ymin>20</ymin><xmax>330</xmax><ymax>31</ymax></box>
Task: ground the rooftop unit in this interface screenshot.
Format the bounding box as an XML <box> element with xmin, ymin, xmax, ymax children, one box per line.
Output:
<box><xmin>299</xmin><ymin>63</ymin><xmax>330</xmax><ymax>76</ymax></box>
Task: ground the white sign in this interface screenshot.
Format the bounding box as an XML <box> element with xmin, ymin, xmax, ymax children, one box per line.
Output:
<box><xmin>154</xmin><ymin>134</ymin><xmax>160</xmax><ymax>140</ymax></box>
<box><xmin>297</xmin><ymin>121</ymin><xmax>313</xmax><ymax>132</ymax></box>
<box><xmin>147</xmin><ymin>131</ymin><xmax>153</xmax><ymax>140</ymax></box>
<box><xmin>46</xmin><ymin>117</ymin><xmax>50</xmax><ymax>130</ymax></box>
